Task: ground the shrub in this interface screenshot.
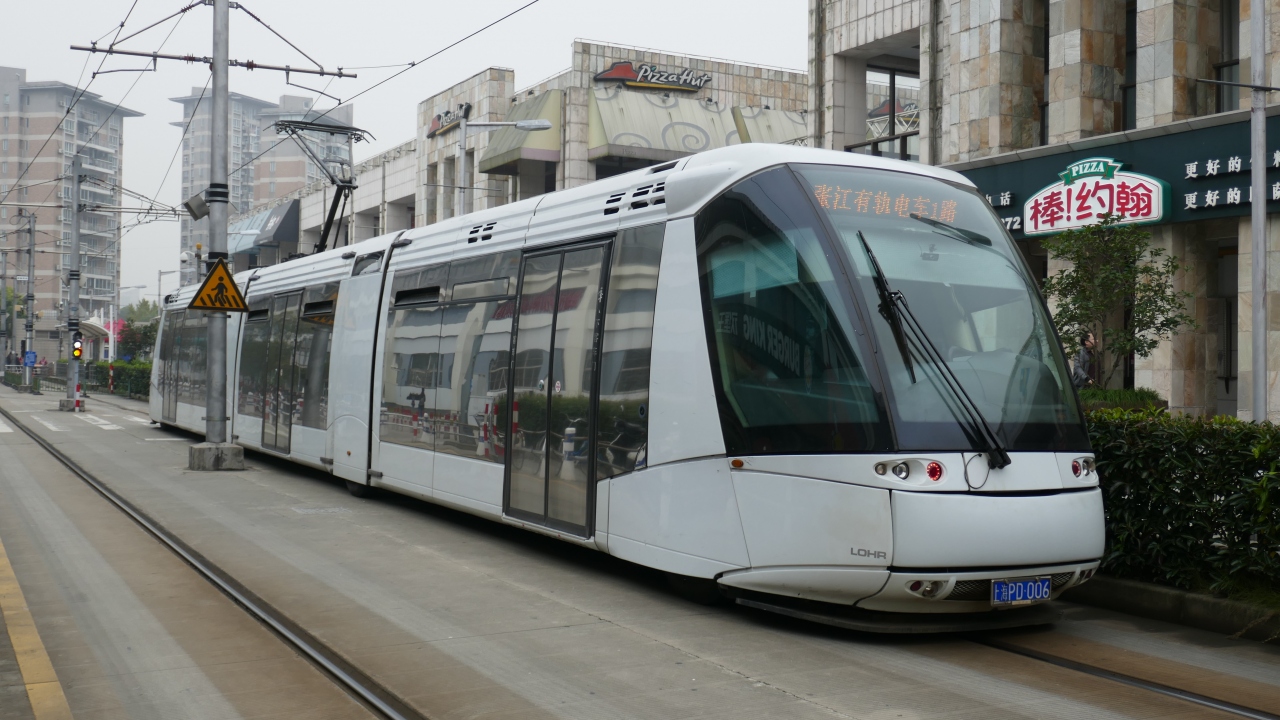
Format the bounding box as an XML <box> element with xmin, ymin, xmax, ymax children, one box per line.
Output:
<box><xmin>1078</xmin><ymin>387</ymin><xmax>1166</xmax><ymax>412</ymax></box>
<box><xmin>104</xmin><ymin>360</ymin><xmax>152</xmax><ymax>399</ymax></box>
<box><xmin>1088</xmin><ymin>409</ymin><xmax>1280</xmax><ymax>593</ymax></box>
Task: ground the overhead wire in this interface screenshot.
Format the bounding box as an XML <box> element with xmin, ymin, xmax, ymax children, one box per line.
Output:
<box><xmin>152</xmin><ymin>74</ymin><xmax>211</xmax><ymax>207</ymax></box>
<box><xmin>228</xmin><ymin>0</ymin><xmax>546</xmax><ymax>181</ymax></box>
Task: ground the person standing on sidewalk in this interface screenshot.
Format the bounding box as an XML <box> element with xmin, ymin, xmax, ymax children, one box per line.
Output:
<box><xmin>1072</xmin><ymin>331</ymin><xmax>1096</xmax><ymax>389</ymax></box>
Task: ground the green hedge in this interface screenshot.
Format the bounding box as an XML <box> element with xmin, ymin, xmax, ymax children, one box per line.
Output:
<box><xmin>81</xmin><ymin>358</ymin><xmax>151</xmax><ymax>397</ymax></box>
<box><xmin>1089</xmin><ymin>409</ymin><xmax>1280</xmax><ymax>593</ymax></box>
<box><xmin>1078</xmin><ymin>387</ymin><xmax>1166</xmax><ymax>411</ymax></box>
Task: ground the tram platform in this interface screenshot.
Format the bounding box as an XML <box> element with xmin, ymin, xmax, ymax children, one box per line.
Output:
<box><xmin>1</xmin><ymin>386</ymin><xmax>1278</xmax><ymax>719</ymax></box>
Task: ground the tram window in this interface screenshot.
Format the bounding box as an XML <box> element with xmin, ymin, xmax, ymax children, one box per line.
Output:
<box><xmin>237</xmin><ymin>299</ymin><xmax>271</xmax><ymax>419</ymax></box>
<box><xmin>292</xmin><ymin>283</ymin><xmax>338</xmax><ymax>430</ymax></box>
<box><xmin>695</xmin><ymin>167</ymin><xmax>890</xmax><ymax>455</ymax></box>
<box><xmin>381</xmin><ymin>263</ymin><xmax>449</xmax><ymax>451</ymax></box>
<box><xmin>352</xmin><ymin>251</ymin><xmax>383</xmax><ymax>276</ymax></box>
<box><xmin>430</xmin><ymin>299</ymin><xmax>509</xmax><ymax>462</ymax></box>
<box><xmin>159</xmin><ymin>311</ymin><xmax>183</xmax><ymax>398</ymax></box>
<box><xmin>446</xmin><ymin>250</ymin><xmax>519</xmax><ymax>299</ymax></box>
<box><xmin>179</xmin><ymin>313</ymin><xmax>208</xmax><ymax>407</ymax></box>
<box><xmin>596</xmin><ymin>223</ymin><xmax>665</xmax><ymax>480</ymax></box>
<box><xmin>793</xmin><ymin>164</ymin><xmax>1087</xmax><ymax>452</ymax></box>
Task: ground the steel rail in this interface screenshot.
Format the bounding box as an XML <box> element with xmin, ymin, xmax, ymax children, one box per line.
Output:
<box><xmin>976</xmin><ymin>638</ymin><xmax>1280</xmax><ymax>720</ymax></box>
<box><xmin>0</xmin><ymin>403</ymin><xmax>426</xmax><ymax>720</ymax></box>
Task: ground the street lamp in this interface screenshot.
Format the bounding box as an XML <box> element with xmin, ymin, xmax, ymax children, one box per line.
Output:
<box><xmin>456</xmin><ymin>116</ymin><xmax>553</xmax><ymax>217</ymax></box>
<box><xmin>157</xmin><ymin>269</ymin><xmax>178</xmax><ymax>307</ymax></box>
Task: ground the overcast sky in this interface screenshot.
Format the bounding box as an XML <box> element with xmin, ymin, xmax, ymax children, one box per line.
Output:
<box><xmin>3</xmin><ymin>0</ymin><xmax>807</xmax><ymax>305</ymax></box>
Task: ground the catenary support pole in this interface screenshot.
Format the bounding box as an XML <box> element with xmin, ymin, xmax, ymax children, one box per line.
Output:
<box><xmin>191</xmin><ymin>0</ymin><xmax>244</xmax><ymax>470</ymax></box>
<box><xmin>1252</xmin><ymin>1</ymin><xmax>1268</xmax><ymax>423</ymax></box>
<box><xmin>24</xmin><ymin>213</ymin><xmax>35</xmax><ymax>390</ymax></box>
<box><xmin>63</xmin><ymin>155</ymin><xmax>82</xmax><ymax>411</ymax></box>
<box><xmin>1</xmin><ymin>246</ymin><xmax>8</xmax><ymax>361</ymax></box>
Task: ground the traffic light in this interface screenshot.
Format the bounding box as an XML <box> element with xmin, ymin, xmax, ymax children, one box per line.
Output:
<box><xmin>71</xmin><ymin>332</ymin><xmax>83</xmax><ymax>360</ymax></box>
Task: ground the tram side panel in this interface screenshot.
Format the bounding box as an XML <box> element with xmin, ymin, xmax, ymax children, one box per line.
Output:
<box><xmin>604</xmin><ymin>217</ymin><xmax>753</xmax><ymax>579</ymax></box>
<box><xmin>329</xmin><ymin>271</ymin><xmax>385</xmax><ymax>485</ymax></box>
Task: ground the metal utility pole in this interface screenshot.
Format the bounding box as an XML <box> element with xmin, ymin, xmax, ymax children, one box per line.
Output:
<box><xmin>1</xmin><ymin>244</ymin><xmax>8</xmax><ymax>362</ymax></box>
<box><xmin>62</xmin><ymin>155</ymin><xmax>83</xmax><ymax>411</ymax></box>
<box><xmin>189</xmin><ymin>0</ymin><xmax>244</xmax><ymax>470</ymax></box>
<box><xmin>24</xmin><ymin>212</ymin><xmax>35</xmax><ymax>390</ymax></box>
<box><xmin>1252</xmin><ymin>5</ymin><xmax>1269</xmax><ymax>424</ymax></box>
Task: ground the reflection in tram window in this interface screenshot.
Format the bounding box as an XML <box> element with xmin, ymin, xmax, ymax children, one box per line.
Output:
<box><xmin>381</xmin><ymin>263</ymin><xmax>448</xmax><ymax>452</ymax></box>
<box><xmin>596</xmin><ymin>224</ymin><xmax>664</xmax><ymax>480</ymax></box>
<box><xmin>292</xmin><ymin>283</ymin><xmax>338</xmax><ymax>430</ymax></box>
<box><xmin>433</xmin><ymin>299</ymin><xmax>512</xmax><ymax>463</ymax></box>
<box><xmin>695</xmin><ymin>166</ymin><xmax>890</xmax><ymax>455</ymax></box>
<box><xmin>237</xmin><ymin>302</ymin><xmax>270</xmax><ymax>419</ymax></box>
<box><xmin>178</xmin><ymin>312</ymin><xmax>208</xmax><ymax>407</ymax></box>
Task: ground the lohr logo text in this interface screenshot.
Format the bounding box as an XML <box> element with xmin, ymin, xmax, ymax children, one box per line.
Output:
<box><xmin>852</xmin><ymin>548</ymin><xmax>888</xmax><ymax>560</ymax></box>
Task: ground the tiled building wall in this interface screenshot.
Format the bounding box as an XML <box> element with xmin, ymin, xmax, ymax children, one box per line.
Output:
<box><xmin>1046</xmin><ymin>0</ymin><xmax>1126</xmax><ymax>143</ymax></box>
<box><xmin>414</xmin><ymin>68</ymin><xmax>515</xmax><ymax>227</ymax></box>
<box><xmin>1134</xmin><ymin>0</ymin><xmax>1221</xmax><ymax>127</ymax></box>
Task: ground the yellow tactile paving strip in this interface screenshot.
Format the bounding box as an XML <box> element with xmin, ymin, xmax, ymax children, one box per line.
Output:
<box><xmin>0</xmin><ymin>533</ymin><xmax>72</xmax><ymax>720</ymax></box>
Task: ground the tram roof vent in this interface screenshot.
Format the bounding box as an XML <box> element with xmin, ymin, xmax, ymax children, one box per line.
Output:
<box><xmin>467</xmin><ymin>221</ymin><xmax>497</xmax><ymax>243</ymax></box>
<box><xmin>628</xmin><ymin>181</ymin><xmax>666</xmax><ymax>211</ymax></box>
<box><xmin>604</xmin><ymin>191</ymin><xmax>626</xmax><ymax>215</ymax></box>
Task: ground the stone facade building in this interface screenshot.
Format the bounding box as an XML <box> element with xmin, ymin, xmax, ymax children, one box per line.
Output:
<box><xmin>0</xmin><ymin>66</ymin><xmax>141</xmax><ymax>362</ymax></box>
<box><xmin>810</xmin><ymin>0</ymin><xmax>1273</xmax><ymax>419</ymax></box>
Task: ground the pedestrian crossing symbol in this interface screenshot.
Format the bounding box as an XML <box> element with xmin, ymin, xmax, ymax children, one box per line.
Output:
<box><xmin>188</xmin><ymin>258</ymin><xmax>248</xmax><ymax>312</ymax></box>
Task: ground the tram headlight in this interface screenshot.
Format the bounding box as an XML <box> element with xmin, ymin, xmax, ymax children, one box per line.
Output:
<box><xmin>921</xmin><ymin>581</ymin><xmax>943</xmax><ymax>598</ymax></box>
<box><xmin>874</xmin><ymin>463</ymin><xmax>888</xmax><ymax>476</ymax></box>
<box><xmin>891</xmin><ymin>462</ymin><xmax>910</xmax><ymax>480</ymax></box>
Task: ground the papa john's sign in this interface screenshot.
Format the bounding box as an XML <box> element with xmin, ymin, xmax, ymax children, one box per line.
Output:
<box><xmin>1022</xmin><ymin>157</ymin><xmax>1169</xmax><ymax>236</ymax></box>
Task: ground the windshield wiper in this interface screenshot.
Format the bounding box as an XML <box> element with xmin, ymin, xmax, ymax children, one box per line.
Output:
<box><xmin>854</xmin><ymin>231</ymin><xmax>1012</xmax><ymax>470</ymax></box>
<box><xmin>856</xmin><ymin>231</ymin><xmax>916</xmax><ymax>384</ymax></box>
<box><xmin>909</xmin><ymin>213</ymin><xmax>993</xmax><ymax>247</ymax></box>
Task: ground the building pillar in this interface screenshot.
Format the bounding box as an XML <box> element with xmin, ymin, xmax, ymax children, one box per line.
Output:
<box><xmin>949</xmin><ymin>0</ymin><xmax>1047</xmax><ymax>161</ymax></box>
<box><xmin>1134</xmin><ymin>224</ymin><xmax>1217</xmax><ymax>415</ymax></box>
<box><xmin>1134</xmin><ymin>0</ymin><xmax>1220</xmax><ymax>127</ymax></box>
<box><xmin>562</xmin><ymin>87</ymin><xmax>593</xmax><ymax>190</ymax></box>
<box><xmin>1047</xmin><ymin>0</ymin><xmax>1125</xmax><ymax>143</ymax></box>
<box><xmin>1237</xmin><ymin>213</ymin><xmax>1280</xmax><ymax>421</ymax></box>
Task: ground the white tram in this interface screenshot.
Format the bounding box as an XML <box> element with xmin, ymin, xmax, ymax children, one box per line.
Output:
<box><xmin>152</xmin><ymin>144</ymin><xmax>1103</xmax><ymax>624</ymax></box>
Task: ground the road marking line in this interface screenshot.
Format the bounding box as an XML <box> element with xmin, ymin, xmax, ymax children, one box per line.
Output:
<box><xmin>0</xmin><ymin>421</ymin><xmax>11</xmax><ymax>433</ymax></box>
<box><xmin>0</xmin><ymin>533</ymin><xmax>74</xmax><ymax>720</ymax></box>
<box><xmin>143</xmin><ymin>438</ymin><xmax>185</xmax><ymax>442</ymax></box>
<box><xmin>125</xmin><ymin>416</ymin><xmax>151</xmax><ymax>424</ymax></box>
<box><xmin>31</xmin><ymin>418</ymin><xmax>62</xmax><ymax>433</ymax></box>
<box><xmin>76</xmin><ymin>415</ymin><xmax>121</xmax><ymax>431</ymax></box>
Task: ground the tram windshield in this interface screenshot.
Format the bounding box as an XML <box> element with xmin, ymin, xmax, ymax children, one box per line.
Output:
<box><xmin>693</xmin><ymin>164</ymin><xmax>1087</xmax><ymax>457</ymax></box>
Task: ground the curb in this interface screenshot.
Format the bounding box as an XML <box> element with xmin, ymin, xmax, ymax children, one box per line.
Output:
<box><xmin>1061</xmin><ymin>575</ymin><xmax>1280</xmax><ymax>644</ymax></box>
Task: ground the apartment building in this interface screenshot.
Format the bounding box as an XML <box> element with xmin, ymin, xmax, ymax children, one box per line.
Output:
<box><xmin>0</xmin><ymin>66</ymin><xmax>141</xmax><ymax>362</ymax></box>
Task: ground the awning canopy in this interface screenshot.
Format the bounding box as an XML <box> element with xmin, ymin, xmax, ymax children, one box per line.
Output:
<box><xmin>588</xmin><ymin>87</ymin><xmax>738</xmax><ymax>163</ymax></box>
<box><xmin>731</xmin><ymin>107</ymin><xmax>809</xmax><ymax>145</ymax></box>
<box><xmin>479</xmin><ymin>90</ymin><xmax>563</xmax><ymax>175</ymax></box>
<box><xmin>228</xmin><ymin>199</ymin><xmax>299</xmax><ymax>255</ymax></box>
<box><xmin>255</xmin><ymin>200</ymin><xmax>299</xmax><ymax>247</ymax></box>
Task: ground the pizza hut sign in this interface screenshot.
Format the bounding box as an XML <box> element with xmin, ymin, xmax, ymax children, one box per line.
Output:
<box><xmin>1022</xmin><ymin>157</ymin><xmax>1169</xmax><ymax>236</ymax></box>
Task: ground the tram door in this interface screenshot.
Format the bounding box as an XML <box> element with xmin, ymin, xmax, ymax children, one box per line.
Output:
<box><xmin>262</xmin><ymin>292</ymin><xmax>303</xmax><ymax>453</ymax></box>
<box><xmin>504</xmin><ymin>242</ymin><xmax>611</xmax><ymax>536</ymax></box>
<box><xmin>161</xmin><ymin>311</ymin><xmax>183</xmax><ymax>424</ymax></box>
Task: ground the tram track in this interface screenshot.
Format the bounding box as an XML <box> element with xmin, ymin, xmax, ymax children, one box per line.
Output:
<box><xmin>0</xmin><ymin>402</ymin><xmax>428</xmax><ymax>720</ymax></box>
<box><xmin>1</xmin><ymin>400</ymin><xmax>1277</xmax><ymax>720</ymax></box>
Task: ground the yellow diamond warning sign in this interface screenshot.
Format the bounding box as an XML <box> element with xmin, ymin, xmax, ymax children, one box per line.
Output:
<box><xmin>188</xmin><ymin>258</ymin><xmax>248</xmax><ymax>312</ymax></box>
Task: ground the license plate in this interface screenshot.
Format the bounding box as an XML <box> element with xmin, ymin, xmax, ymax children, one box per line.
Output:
<box><xmin>991</xmin><ymin>576</ymin><xmax>1052</xmax><ymax>606</ymax></box>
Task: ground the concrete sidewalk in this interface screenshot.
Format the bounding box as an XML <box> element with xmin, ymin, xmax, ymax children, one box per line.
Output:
<box><xmin>2</xmin><ymin>385</ymin><xmax>1277</xmax><ymax>719</ymax></box>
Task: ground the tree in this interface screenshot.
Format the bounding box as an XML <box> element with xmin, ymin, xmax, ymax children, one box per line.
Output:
<box><xmin>1040</xmin><ymin>215</ymin><xmax>1197</xmax><ymax>387</ymax></box>
<box><xmin>122</xmin><ymin>298</ymin><xmax>159</xmax><ymax>323</ymax></box>
<box><xmin>117</xmin><ymin>319</ymin><xmax>157</xmax><ymax>361</ymax></box>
